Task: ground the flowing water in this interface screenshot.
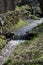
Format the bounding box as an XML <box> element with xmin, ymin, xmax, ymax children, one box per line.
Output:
<box><xmin>0</xmin><ymin>40</ymin><xmax>24</xmax><ymax>65</ymax></box>
<box><xmin>15</xmin><ymin>18</ymin><xmax>43</xmax><ymax>35</ymax></box>
<box><xmin>0</xmin><ymin>18</ymin><xmax>43</xmax><ymax>65</ymax></box>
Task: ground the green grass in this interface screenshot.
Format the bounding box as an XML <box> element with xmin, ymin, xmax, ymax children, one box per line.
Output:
<box><xmin>3</xmin><ymin>32</ymin><xmax>43</xmax><ymax>65</ymax></box>
<box><xmin>0</xmin><ymin>35</ymin><xmax>7</xmax><ymax>50</ymax></box>
<box><xmin>15</xmin><ymin>19</ymin><xmax>28</xmax><ymax>30</ymax></box>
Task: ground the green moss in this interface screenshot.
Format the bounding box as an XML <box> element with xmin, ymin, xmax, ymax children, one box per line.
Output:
<box><xmin>0</xmin><ymin>35</ymin><xmax>7</xmax><ymax>50</ymax></box>
<box><xmin>15</xmin><ymin>19</ymin><xmax>28</xmax><ymax>30</ymax></box>
<box><xmin>15</xmin><ymin>5</ymin><xmax>31</xmax><ymax>11</ymax></box>
<box><xmin>15</xmin><ymin>5</ymin><xmax>39</xmax><ymax>20</ymax></box>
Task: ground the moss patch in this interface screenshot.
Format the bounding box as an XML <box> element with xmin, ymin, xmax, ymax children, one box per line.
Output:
<box><xmin>15</xmin><ymin>19</ymin><xmax>28</xmax><ymax>30</ymax></box>
<box><xmin>0</xmin><ymin>35</ymin><xmax>7</xmax><ymax>50</ymax></box>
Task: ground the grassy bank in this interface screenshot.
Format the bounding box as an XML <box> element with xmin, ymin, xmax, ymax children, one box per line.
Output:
<box><xmin>3</xmin><ymin>32</ymin><xmax>43</xmax><ymax>65</ymax></box>
<box><xmin>15</xmin><ymin>19</ymin><xmax>28</xmax><ymax>30</ymax></box>
<box><xmin>1</xmin><ymin>11</ymin><xmax>28</xmax><ymax>33</ymax></box>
